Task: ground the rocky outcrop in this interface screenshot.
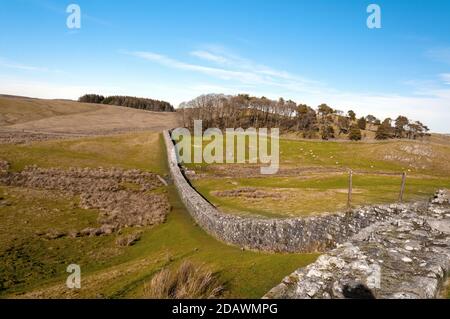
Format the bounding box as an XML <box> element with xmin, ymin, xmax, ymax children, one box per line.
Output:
<box><xmin>0</xmin><ymin>130</ymin><xmax>85</xmax><ymax>144</ymax></box>
<box><xmin>0</xmin><ymin>166</ymin><xmax>162</xmax><ymax>193</ymax></box>
<box><xmin>264</xmin><ymin>195</ymin><xmax>450</xmax><ymax>299</ymax></box>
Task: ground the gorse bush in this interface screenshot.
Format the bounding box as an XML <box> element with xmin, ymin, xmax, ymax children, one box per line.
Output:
<box><xmin>143</xmin><ymin>260</ymin><xmax>224</xmax><ymax>299</ymax></box>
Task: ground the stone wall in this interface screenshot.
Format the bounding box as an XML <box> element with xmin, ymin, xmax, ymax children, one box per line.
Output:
<box><xmin>264</xmin><ymin>193</ymin><xmax>450</xmax><ymax>298</ymax></box>
<box><xmin>163</xmin><ymin>130</ymin><xmax>415</xmax><ymax>253</ymax></box>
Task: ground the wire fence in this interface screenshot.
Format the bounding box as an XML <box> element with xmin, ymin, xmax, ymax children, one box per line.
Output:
<box><xmin>346</xmin><ymin>169</ymin><xmax>407</xmax><ymax>209</ymax></box>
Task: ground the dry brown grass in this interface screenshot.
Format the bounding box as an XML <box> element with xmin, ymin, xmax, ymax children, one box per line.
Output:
<box><xmin>0</xmin><ymin>95</ymin><xmax>180</xmax><ymax>134</ymax></box>
<box><xmin>143</xmin><ymin>260</ymin><xmax>224</xmax><ymax>299</ymax></box>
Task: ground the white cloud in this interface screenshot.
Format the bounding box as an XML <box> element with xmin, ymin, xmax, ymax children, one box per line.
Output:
<box><xmin>190</xmin><ymin>48</ymin><xmax>296</xmax><ymax>81</ymax></box>
<box><xmin>426</xmin><ymin>48</ymin><xmax>450</xmax><ymax>65</ymax></box>
<box><xmin>190</xmin><ymin>50</ymin><xmax>229</xmax><ymax>64</ymax></box>
<box><xmin>0</xmin><ymin>57</ymin><xmax>61</xmax><ymax>73</ymax></box>
<box><xmin>440</xmin><ymin>73</ymin><xmax>450</xmax><ymax>85</ymax></box>
<box><xmin>128</xmin><ymin>51</ymin><xmax>265</xmax><ymax>84</ymax></box>
<box><xmin>127</xmin><ymin>50</ymin><xmax>324</xmax><ymax>94</ymax></box>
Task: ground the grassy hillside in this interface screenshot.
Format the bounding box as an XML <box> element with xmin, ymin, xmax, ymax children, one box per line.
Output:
<box><xmin>194</xmin><ymin>174</ymin><xmax>449</xmax><ymax>218</ymax></box>
<box><xmin>0</xmin><ymin>133</ymin><xmax>168</xmax><ymax>174</ymax></box>
<box><xmin>184</xmin><ymin>134</ymin><xmax>450</xmax><ymax>218</ymax></box>
<box><xmin>0</xmin><ymin>95</ymin><xmax>180</xmax><ymax>134</ymax></box>
<box><xmin>0</xmin><ymin>132</ymin><xmax>317</xmax><ymax>298</ymax></box>
<box><xmin>0</xmin><ymin>95</ymin><xmax>97</xmax><ymax>126</ymax></box>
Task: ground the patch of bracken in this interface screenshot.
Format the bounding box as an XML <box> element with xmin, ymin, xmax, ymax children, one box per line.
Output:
<box><xmin>0</xmin><ymin>166</ymin><xmax>170</xmax><ymax>238</ymax></box>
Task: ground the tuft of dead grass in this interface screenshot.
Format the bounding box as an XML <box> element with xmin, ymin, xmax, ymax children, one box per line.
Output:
<box><xmin>143</xmin><ymin>260</ymin><xmax>224</xmax><ymax>299</ymax></box>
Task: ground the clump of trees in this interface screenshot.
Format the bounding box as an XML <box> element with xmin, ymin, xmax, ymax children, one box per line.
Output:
<box><xmin>78</xmin><ymin>94</ymin><xmax>174</xmax><ymax>112</ymax></box>
<box><xmin>178</xmin><ymin>93</ymin><xmax>431</xmax><ymax>141</ymax></box>
<box><xmin>78</xmin><ymin>94</ymin><xmax>105</xmax><ymax>104</ymax></box>
<box><xmin>375</xmin><ymin>116</ymin><xmax>430</xmax><ymax>140</ymax></box>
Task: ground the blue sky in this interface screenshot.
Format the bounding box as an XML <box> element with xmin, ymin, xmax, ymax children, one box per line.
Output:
<box><xmin>0</xmin><ymin>0</ymin><xmax>449</xmax><ymax>132</ymax></box>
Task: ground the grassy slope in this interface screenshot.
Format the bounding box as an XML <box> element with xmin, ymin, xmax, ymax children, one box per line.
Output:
<box><xmin>186</xmin><ymin>135</ymin><xmax>450</xmax><ymax>217</ymax></box>
<box><xmin>0</xmin><ymin>132</ymin><xmax>317</xmax><ymax>298</ymax></box>
<box><xmin>0</xmin><ymin>133</ymin><xmax>168</xmax><ymax>174</ymax></box>
<box><xmin>0</xmin><ymin>95</ymin><xmax>180</xmax><ymax>134</ymax></box>
<box><xmin>194</xmin><ymin>174</ymin><xmax>450</xmax><ymax>218</ymax></box>
<box><xmin>0</xmin><ymin>96</ymin><xmax>99</xmax><ymax>126</ymax></box>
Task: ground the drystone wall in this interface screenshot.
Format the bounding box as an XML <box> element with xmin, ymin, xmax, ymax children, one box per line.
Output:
<box><xmin>264</xmin><ymin>190</ymin><xmax>450</xmax><ymax>299</ymax></box>
<box><xmin>164</xmin><ymin>130</ymin><xmax>411</xmax><ymax>253</ymax></box>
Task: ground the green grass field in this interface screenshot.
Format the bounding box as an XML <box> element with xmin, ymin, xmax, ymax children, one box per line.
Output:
<box><xmin>0</xmin><ymin>132</ymin><xmax>167</xmax><ymax>174</ymax></box>
<box><xmin>183</xmin><ymin>134</ymin><xmax>450</xmax><ymax>174</ymax></box>
<box><xmin>0</xmin><ymin>132</ymin><xmax>318</xmax><ymax>298</ymax></box>
<box><xmin>193</xmin><ymin>174</ymin><xmax>450</xmax><ymax>218</ymax></box>
<box><xmin>179</xmin><ymin>134</ymin><xmax>450</xmax><ymax>218</ymax></box>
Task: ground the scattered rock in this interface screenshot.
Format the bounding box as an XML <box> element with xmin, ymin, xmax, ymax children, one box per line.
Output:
<box><xmin>0</xmin><ymin>166</ymin><xmax>164</xmax><ymax>194</ymax></box>
<box><xmin>431</xmin><ymin>189</ymin><xmax>449</xmax><ymax>205</ymax></box>
<box><xmin>42</xmin><ymin>230</ymin><xmax>65</xmax><ymax>240</ymax></box>
<box><xmin>116</xmin><ymin>232</ymin><xmax>141</xmax><ymax>246</ymax></box>
<box><xmin>0</xmin><ymin>130</ymin><xmax>81</xmax><ymax>144</ymax></box>
<box><xmin>213</xmin><ymin>187</ymin><xmax>283</xmax><ymax>199</ymax></box>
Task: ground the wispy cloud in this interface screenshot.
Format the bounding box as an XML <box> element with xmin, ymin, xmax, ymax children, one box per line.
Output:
<box><xmin>426</xmin><ymin>47</ymin><xmax>450</xmax><ymax>65</ymax></box>
<box><xmin>190</xmin><ymin>47</ymin><xmax>295</xmax><ymax>80</ymax></box>
<box><xmin>190</xmin><ymin>50</ymin><xmax>229</xmax><ymax>64</ymax></box>
<box><xmin>440</xmin><ymin>73</ymin><xmax>450</xmax><ymax>85</ymax></box>
<box><xmin>0</xmin><ymin>57</ymin><xmax>60</xmax><ymax>73</ymax></box>
<box><xmin>126</xmin><ymin>49</ymin><xmax>325</xmax><ymax>95</ymax></box>
<box><xmin>128</xmin><ymin>51</ymin><xmax>265</xmax><ymax>84</ymax></box>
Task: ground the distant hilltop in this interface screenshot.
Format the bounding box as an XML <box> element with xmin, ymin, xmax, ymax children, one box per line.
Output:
<box><xmin>179</xmin><ymin>93</ymin><xmax>431</xmax><ymax>141</ymax></box>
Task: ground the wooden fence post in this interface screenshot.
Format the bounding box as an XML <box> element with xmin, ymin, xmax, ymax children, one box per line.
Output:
<box><xmin>347</xmin><ymin>170</ymin><xmax>353</xmax><ymax>209</ymax></box>
<box><xmin>399</xmin><ymin>172</ymin><xmax>406</xmax><ymax>202</ymax></box>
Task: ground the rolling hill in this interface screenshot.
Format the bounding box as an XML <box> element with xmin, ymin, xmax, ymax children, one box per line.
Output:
<box><xmin>0</xmin><ymin>95</ymin><xmax>180</xmax><ymax>134</ymax></box>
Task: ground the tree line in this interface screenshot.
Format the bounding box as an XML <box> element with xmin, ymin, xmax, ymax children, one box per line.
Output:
<box><xmin>178</xmin><ymin>94</ymin><xmax>430</xmax><ymax>141</ymax></box>
<box><xmin>78</xmin><ymin>94</ymin><xmax>175</xmax><ymax>112</ymax></box>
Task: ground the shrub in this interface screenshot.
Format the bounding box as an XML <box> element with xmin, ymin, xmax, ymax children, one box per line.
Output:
<box><xmin>116</xmin><ymin>232</ymin><xmax>141</xmax><ymax>247</ymax></box>
<box><xmin>321</xmin><ymin>125</ymin><xmax>335</xmax><ymax>140</ymax></box>
<box><xmin>348</xmin><ymin>125</ymin><xmax>362</xmax><ymax>141</ymax></box>
<box><xmin>143</xmin><ymin>260</ymin><xmax>224</xmax><ymax>299</ymax></box>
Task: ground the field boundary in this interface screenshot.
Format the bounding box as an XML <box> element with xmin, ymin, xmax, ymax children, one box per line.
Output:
<box><xmin>163</xmin><ymin>130</ymin><xmax>408</xmax><ymax>252</ymax></box>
